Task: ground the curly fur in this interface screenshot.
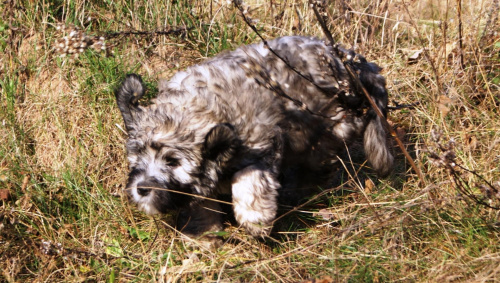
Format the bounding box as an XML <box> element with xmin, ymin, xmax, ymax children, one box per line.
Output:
<box><xmin>115</xmin><ymin>36</ymin><xmax>393</xmax><ymax>237</ymax></box>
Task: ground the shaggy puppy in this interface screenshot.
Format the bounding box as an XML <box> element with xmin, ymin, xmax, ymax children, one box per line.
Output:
<box><xmin>115</xmin><ymin>36</ymin><xmax>393</xmax><ymax>237</ymax></box>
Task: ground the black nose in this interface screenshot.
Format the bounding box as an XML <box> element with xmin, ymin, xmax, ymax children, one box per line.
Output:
<box><xmin>137</xmin><ymin>187</ymin><xmax>151</xmax><ymax>196</ymax></box>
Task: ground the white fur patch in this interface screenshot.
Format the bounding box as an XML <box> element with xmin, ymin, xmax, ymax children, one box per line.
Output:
<box><xmin>173</xmin><ymin>163</ymin><xmax>194</xmax><ymax>184</ymax></box>
<box><xmin>146</xmin><ymin>161</ymin><xmax>165</xmax><ymax>181</ymax></box>
<box><xmin>137</xmin><ymin>201</ymin><xmax>160</xmax><ymax>215</ymax></box>
<box><xmin>231</xmin><ymin>166</ymin><xmax>278</xmax><ymax>234</ymax></box>
<box><xmin>127</xmin><ymin>175</ymin><xmax>160</xmax><ymax>215</ymax></box>
<box><xmin>168</xmin><ymin>71</ymin><xmax>189</xmax><ymax>90</ymax></box>
<box><xmin>253</xmin><ymin>42</ymin><xmax>270</xmax><ymax>57</ymax></box>
<box><xmin>333</xmin><ymin>122</ymin><xmax>353</xmax><ymax>140</ymax></box>
<box><xmin>128</xmin><ymin>175</ymin><xmax>144</xmax><ymax>203</ymax></box>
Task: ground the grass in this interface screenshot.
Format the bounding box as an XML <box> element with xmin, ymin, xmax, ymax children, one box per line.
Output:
<box><xmin>1</xmin><ymin>0</ymin><xmax>499</xmax><ymax>282</ymax></box>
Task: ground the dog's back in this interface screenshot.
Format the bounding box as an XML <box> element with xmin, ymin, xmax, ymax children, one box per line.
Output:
<box><xmin>157</xmin><ymin>36</ymin><xmax>393</xmax><ymax>179</ymax></box>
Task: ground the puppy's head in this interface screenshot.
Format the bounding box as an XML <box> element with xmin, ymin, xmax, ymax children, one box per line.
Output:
<box><xmin>115</xmin><ymin>74</ymin><xmax>240</xmax><ymax>214</ymax></box>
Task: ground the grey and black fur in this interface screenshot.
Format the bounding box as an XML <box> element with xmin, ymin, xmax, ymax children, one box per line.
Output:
<box><xmin>115</xmin><ymin>36</ymin><xmax>393</xmax><ymax>237</ymax></box>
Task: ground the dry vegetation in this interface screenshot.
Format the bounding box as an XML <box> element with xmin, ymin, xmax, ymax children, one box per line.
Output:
<box><xmin>1</xmin><ymin>0</ymin><xmax>499</xmax><ymax>282</ymax></box>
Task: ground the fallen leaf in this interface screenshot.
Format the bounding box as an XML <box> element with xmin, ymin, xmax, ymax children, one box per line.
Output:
<box><xmin>103</xmin><ymin>237</ymin><xmax>124</xmax><ymax>257</ymax></box>
<box><xmin>79</xmin><ymin>265</ymin><xmax>92</xmax><ymax>274</ymax></box>
<box><xmin>365</xmin><ymin>179</ymin><xmax>375</xmax><ymax>194</ymax></box>
<box><xmin>408</xmin><ymin>49</ymin><xmax>423</xmax><ymax>63</ymax></box>
<box><xmin>464</xmin><ymin>134</ymin><xmax>478</xmax><ymax>151</ymax></box>
<box><xmin>128</xmin><ymin>226</ymin><xmax>151</xmax><ymax>241</ymax></box>
<box><xmin>0</xmin><ymin>189</ymin><xmax>11</xmax><ymax>201</ymax></box>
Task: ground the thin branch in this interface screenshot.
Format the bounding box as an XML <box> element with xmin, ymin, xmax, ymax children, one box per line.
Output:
<box><xmin>104</xmin><ymin>27</ymin><xmax>192</xmax><ymax>39</ymax></box>
<box><xmin>387</xmin><ymin>102</ymin><xmax>420</xmax><ymax>111</ymax></box>
<box><xmin>123</xmin><ymin>186</ymin><xmax>233</xmax><ymax>206</ymax></box>
<box><xmin>457</xmin><ymin>0</ymin><xmax>465</xmax><ymax>69</ymax></box>
<box><xmin>427</xmin><ymin>131</ymin><xmax>500</xmax><ymax>210</ymax></box>
<box><xmin>311</xmin><ymin>2</ymin><xmax>335</xmax><ymax>47</ymax></box>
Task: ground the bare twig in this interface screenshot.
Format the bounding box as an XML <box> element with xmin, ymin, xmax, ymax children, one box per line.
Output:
<box><xmin>311</xmin><ymin>1</ymin><xmax>335</xmax><ymax>46</ymax></box>
<box><xmin>457</xmin><ymin>0</ymin><xmax>465</xmax><ymax>69</ymax></box>
<box><xmin>451</xmin><ymin>165</ymin><xmax>500</xmax><ymax>210</ymax></box>
<box><xmin>233</xmin><ymin>0</ymin><xmax>424</xmax><ymax>183</ymax></box>
<box><xmin>387</xmin><ymin>102</ymin><xmax>420</xmax><ymax>111</ymax></box>
<box><xmin>52</xmin><ymin>22</ymin><xmax>191</xmax><ymax>59</ymax></box>
<box><xmin>104</xmin><ymin>27</ymin><xmax>191</xmax><ymax>39</ymax></box>
<box><xmin>123</xmin><ymin>186</ymin><xmax>233</xmax><ymax>206</ymax></box>
<box><xmin>427</xmin><ymin>130</ymin><xmax>500</xmax><ymax>210</ymax></box>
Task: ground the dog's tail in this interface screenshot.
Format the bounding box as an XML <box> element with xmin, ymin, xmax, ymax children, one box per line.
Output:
<box><xmin>115</xmin><ymin>74</ymin><xmax>145</xmax><ymax>132</ymax></box>
<box><xmin>363</xmin><ymin>115</ymin><xmax>394</xmax><ymax>177</ymax></box>
<box><xmin>355</xmin><ymin>62</ymin><xmax>394</xmax><ymax>177</ymax></box>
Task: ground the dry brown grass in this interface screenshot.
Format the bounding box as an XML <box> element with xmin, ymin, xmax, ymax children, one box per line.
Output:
<box><xmin>1</xmin><ymin>0</ymin><xmax>499</xmax><ymax>282</ymax></box>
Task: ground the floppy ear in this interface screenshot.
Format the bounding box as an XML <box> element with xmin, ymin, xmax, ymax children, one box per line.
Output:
<box><xmin>115</xmin><ymin>74</ymin><xmax>145</xmax><ymax>132</ymax></box>
<box><xmin>203</xmin><ymin>123</ymin><xmax>241</xmax><ymax>165</ymax></box>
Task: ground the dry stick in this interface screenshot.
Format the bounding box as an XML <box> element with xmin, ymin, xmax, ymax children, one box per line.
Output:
<box><xmin>456</xmin><ymin>0</ymin><xmax>465</xmax><ymax>70</ymax></box>
<box><xmin>105</xmin><ymin>27</ymin><xmax>191</xmax><ymax>39</ymax></box>
<box><xmin>453</xmin><ymin>164</ymin><xmax>500</xmax><ymax>210</ymax></box>
<box><xmin>387</xmin><ymin>102</ymin><xmax>420</xmax><ymax>110</ymax></box>
<box><xmin>124</xmin><ymin>186</ymin><xmax>233</xmax><ymax>206</ymax></box>
<box><xmin>310</xmin><ymin>2</ymin><xmax>425</xmax><ymax>183</ymax></box>
<box><xmin>311</xmin><ymin>1</ymin><xmax>335</xmax><ymax>46</ymax></box>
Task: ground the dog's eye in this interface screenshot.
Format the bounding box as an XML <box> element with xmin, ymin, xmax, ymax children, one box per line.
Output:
<box><xmin>164</xmin><ymin>156</ymin><xmax>180</xmax><ymax>167</ymax></box>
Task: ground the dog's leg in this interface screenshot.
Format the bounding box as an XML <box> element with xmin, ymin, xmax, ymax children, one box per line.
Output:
<box><xmin>231</xmin><ymin>165</ymin><xmax>279</xmax><ymax>236</ymax></box>
<box><xmin>177</xmin><ymin>200</ymin><xmax>224</xmax><ymax>239</ymax></box>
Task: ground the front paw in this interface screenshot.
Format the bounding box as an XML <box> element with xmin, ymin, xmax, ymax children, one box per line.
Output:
<box><xmin>239</xmin><ymin>220</ymin><xmax>273</xmax><ymax>237</ymax></box>
<box><xmin>231</xmin><ymin>166</ymin><xmax>279</xmax><ymax>237</ymax></box>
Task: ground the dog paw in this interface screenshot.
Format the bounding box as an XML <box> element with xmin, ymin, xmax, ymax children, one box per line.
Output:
<box><xmin>240</xmin><ymin>221</ymin><xmax>272</xmax><ymax>237</ymax></box>
<box><xmin>231</xmin><ymin>165</ymin><xmax>279</xmax><ymax>237</ymax></box>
